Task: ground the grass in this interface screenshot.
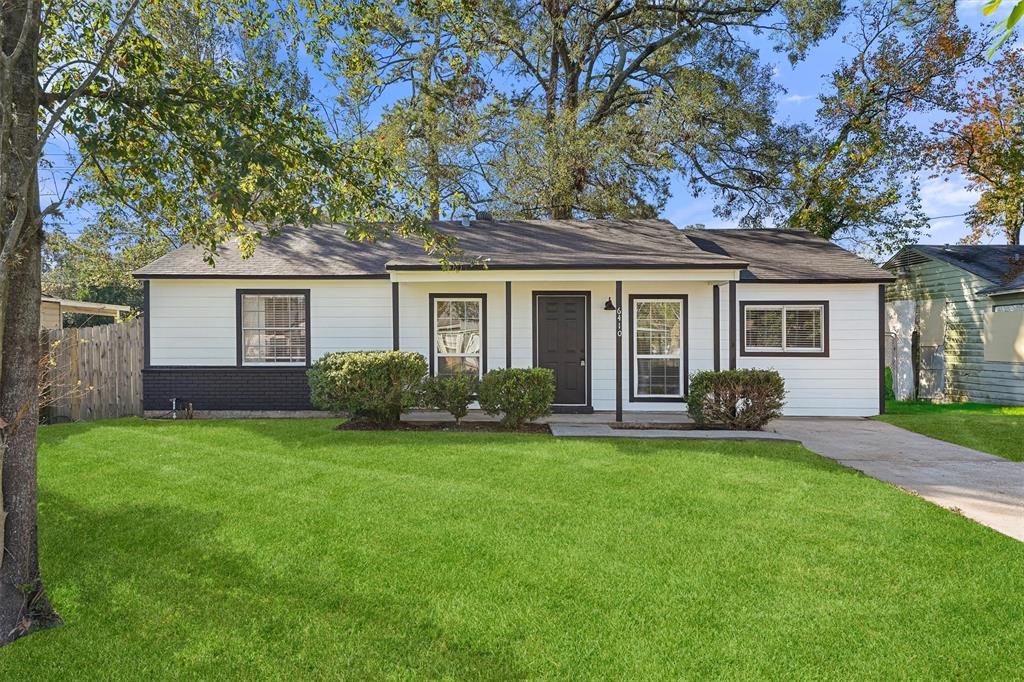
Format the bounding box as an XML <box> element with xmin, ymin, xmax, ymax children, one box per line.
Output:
<box><xmin>877</xmin><ymin>400</ymin><xmax>1024</xmax><ymax>462</ymax></box>
<box><xmin>2</xmin><ymin>418</ymin><xmax>1023</xmax><ymax>679</ymax></box>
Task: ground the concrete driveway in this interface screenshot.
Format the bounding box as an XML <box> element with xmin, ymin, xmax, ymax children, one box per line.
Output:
<box><xmin>772</xmin><ymin>419</ymin><xmax>1024</xmax><ymax>542</ymax></box>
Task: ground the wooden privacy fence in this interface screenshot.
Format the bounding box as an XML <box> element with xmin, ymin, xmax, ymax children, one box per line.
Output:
<box><xmin>41</xmin><ymin>317</ymin><xmax>144</xmax><ymax>422</ymax></box>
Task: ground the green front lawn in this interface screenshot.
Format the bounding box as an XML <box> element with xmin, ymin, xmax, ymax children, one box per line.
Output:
<box><xmin>3</xmin><ymin>419</ymin><xmax>1023</xmax><ymax>679</ymax></box>
<box><xmin>877</xmin><ymin>400</ymin><xmax>1024</xmax><ymax>462</ymax></box>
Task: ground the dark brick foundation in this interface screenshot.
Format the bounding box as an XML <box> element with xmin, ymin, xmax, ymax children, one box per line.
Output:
<box><xmin>143</xmin><ymin>367</ymin><xmax>312</xmax><ymax>411</ymax></box>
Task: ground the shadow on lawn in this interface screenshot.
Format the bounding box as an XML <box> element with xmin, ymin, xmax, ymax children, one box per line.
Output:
<box><xmin>220</xmin><ymin>417</ymin><xmax>552</xmax><ymax>452</ymax></box>
<box><xmin>35</xmin><ymin>488</ymin><xmax>526</xmax><ymax>679</ymax></box>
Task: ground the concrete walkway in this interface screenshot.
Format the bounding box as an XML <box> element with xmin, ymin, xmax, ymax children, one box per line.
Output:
<box><xmin>548</xmin><ymin>423</ymin><xmax>798</xmax><ymax>442</ymax></box>
<box><xmin>771</xmin><ymin>419</ymin><xmax>1024</xmax><ymax>542</ymax></box>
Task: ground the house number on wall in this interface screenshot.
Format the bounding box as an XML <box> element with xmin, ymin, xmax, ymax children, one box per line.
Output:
<box><xmin>616</xmin><ymin>306</ymin><xmax>623</xmax><ymax>337</ymax></box>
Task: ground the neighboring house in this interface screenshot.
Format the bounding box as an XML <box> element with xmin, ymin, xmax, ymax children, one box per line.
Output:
<box><xmin>40</xmin><ymin>296</ymin><xmax>132</xmax><ymax>331</ymax></box>
<box><xmin>133</xmin><ymin>219</ymin><xmax>894</xmax><ymax>418</ymax></box>
<box><xmin>883</xmin><ymin>245</ymin><xmax>1024</xmax><ymax>405</ymax></box>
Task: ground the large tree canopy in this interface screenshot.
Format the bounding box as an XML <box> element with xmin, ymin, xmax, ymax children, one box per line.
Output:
<box><xmin>330</xmin><ymin>0</ymin><xmax>975</xmax><ymax>255</ymax></box>
<box><xmin>764</xmin><ymin>0</ymin><xmax>974</xmax><ymax>255</ymax></box>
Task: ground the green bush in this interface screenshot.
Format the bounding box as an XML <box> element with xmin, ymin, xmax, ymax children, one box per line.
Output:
<box><xmin>308</xmin><ymin>351</ymin><xmax>427</xmax><ymax>426</ymax></box>
<box><xmin>687</xmin><ymin>369</ymin><xmax>786</xmax><ymax>430</ymax></box>
<box><xmin>422</xmin><ymin>374</ymin><xmax>479</xmax><ymax>424</ymax></box>
<box><xmin>478</xmin><ymin>368</ymin><xmax>555</xmax><ymax>429</ymax></box>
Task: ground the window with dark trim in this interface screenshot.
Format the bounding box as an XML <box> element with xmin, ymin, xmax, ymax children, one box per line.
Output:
<box><xmin>237</xmin><ymin>290</ymin><xmax>310</xmax><ymax>366</ymax></box>
<box><xmin>430</xmin><ymin>294</ymin><xmax>486</xmax><ymax>377</ymax></box>
<box><xmin>629</xmin><ymin>295</ymin><xmax>687</xmax><ymax>401</ymax></box>
<box><xmin>740</xmin><ymin>301</ymin><xmax>828</xmax><ymax>357</ymax></box>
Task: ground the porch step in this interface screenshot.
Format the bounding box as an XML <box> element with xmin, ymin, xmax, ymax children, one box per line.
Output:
<box><xmin>548</xmin><ymin>423</ymin><xmax>800</xmax><ymax>442</ymax></box>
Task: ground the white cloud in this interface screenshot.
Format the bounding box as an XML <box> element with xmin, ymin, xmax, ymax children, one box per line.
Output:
<box><xmin>917</xmin><ymin>172</ymin><xmax>981</xmax><ymax>244</ymax></box>
<box><xmin>781</xmin><ymin>93</ymin><xmax>814</xmax><ymax>104</ymax></box>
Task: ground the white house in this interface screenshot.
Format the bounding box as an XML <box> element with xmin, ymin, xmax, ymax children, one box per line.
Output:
<box><xmin>134</xmin><ymin>218</ymin><xmax>893</xmax><ymax>418</ymax></box>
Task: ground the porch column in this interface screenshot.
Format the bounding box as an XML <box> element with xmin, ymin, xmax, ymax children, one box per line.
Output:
<box><xmin>615</xmin><ymin>280</ymin><xmax>623</xmax><ymax>422</ymax></box>
<box><xmin>713</xmin><ymin>285</ymin><xmax>721</xmax><ymax>371</ymax></box>
<box><xmin>505</xmin><ymin>281</ymin><xmax>512</xmax><ymax>368</ymax></box>
<box><xmin>391</xmin><ymin>282</ymin><xmax>400</xmax><ymax>350</ymax></box>
<box><xmin>728</xmin><ymin>281</ymin><xmax>737</xmax><ymax>369</ymax></box>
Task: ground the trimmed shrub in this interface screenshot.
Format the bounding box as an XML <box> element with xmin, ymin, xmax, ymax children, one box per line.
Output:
<box><xmin>478</xmin><ymin>368</ymin><xmax>555</xmax><ymax>429</ymax></box>
<box><xmin>422</xmin><ymin>374</ymin><xmax>479</xmax><ymax>424</ymax></box>
<box><xmin>308</xmin><ymin>351</ymin><xmax>427</xmax><ymax>426</ymax></box>
<box><xmin>687</xmin><ymin>369</ymin><xmax>785</xmax><ymax>430</ymax></box>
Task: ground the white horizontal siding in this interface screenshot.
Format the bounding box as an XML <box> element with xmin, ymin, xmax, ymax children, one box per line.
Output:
<box><xmin>735</xmin><ymin>283</ymin><xmax>881</xmax><ymax>417</ymax></box>
<box><xmin>148</xmin><ymin>279</ymin><xmax>392</xmax><ymax>366</ymax></box>
<box><xmin>149</xmin><ymin>277</ymin><xmax>884</xmax><ymax>417</ymax></box>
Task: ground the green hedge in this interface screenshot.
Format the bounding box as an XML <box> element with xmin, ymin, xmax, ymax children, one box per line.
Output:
<box><xmin>478</xmin><ymin>368</ymin><xmax>555</xmax><ymax>429</ymax></box>
<box><xmin>422</xmin><ymin>374</ymin><xmax>479</xmax><ymax>424</ymax></box>
<box><xmin>687</xmin><ymin>369</ymin><xmax>785</xmax><ymax>430</ymax></box>
<box><xmin>308</xmin><ymin>351</ymin><xmax>427</xmax><ymax>425</ymax></box>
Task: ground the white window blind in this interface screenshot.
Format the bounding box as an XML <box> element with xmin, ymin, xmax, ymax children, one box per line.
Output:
<box><xmin>744</xmin><ymin>304</ymin><xmax>823</xmax><ymax>353</ymax></box>
<box><xmin>634</xmin><ymin>299</ymin><xmax>683</xmax><ymax>396</ymax></box>
<box><xmin>434</xmin><ymin>298</ymin><xmax>482</xmax><ymax>377</ymax></box>
<box><xmin>241</xmin><ymin>294</ymin><xmax>307</xmax><ymax>365</ymax></box>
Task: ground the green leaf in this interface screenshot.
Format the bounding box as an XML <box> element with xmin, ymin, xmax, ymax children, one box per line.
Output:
<box><xmin>1008</xmin><ymin>1</ymin><xmax>1024</xmax><ymax>29</ymax></box>
<box><xmin>983</xmin><ymin>0</ymin><xmax>1003</xmax><ymax>17</ymax></box>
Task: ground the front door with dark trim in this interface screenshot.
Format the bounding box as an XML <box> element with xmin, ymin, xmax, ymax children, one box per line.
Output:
<box><xmin>534</xmin><ymin>293</ymin><xmax>589</xmax><ymax>406</ymax></box>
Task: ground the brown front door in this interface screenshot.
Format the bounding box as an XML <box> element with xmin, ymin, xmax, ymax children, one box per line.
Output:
<box><xmin>535</xmin><ymin>294</ymin><xmax>588</xmax><ymax>406</ymax></box>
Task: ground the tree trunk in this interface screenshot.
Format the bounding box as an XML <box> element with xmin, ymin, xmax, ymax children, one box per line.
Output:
<box><xmin>426</xmin><ymin>142</ymin><xmax>440</xmax><ymax>222</ymax></box>
<box><xmin>1008</xmin><ymin>202</ymin><xmax>1022</xmax><ymax>245</ymax></box>
<box><xmin>0</xmin><ymin>0</ymin><xmax>61</xmax><ymax>646</ymax></box>
<box><xmin>0</xmin><ymin>204</ymin><xmax>60</xmax><ymax>645</ymax></box>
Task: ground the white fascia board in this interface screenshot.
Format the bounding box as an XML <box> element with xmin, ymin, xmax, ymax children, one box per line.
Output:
<box><xmin>388</xmin><ymin>268</ymin><xmax>742</xmax><ymax>283</ymax></box>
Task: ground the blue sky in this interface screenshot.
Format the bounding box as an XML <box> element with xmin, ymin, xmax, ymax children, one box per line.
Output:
<box><xmin>42</xmin><ymin>1</ymin><xmax>1012</xmax><ymax>252</ymax></box>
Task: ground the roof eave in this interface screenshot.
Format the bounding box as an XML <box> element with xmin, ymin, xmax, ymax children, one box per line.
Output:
<box><xmin>743</xmin><ymin>276</ymin><xmax>896</xmax><ymax>284</ymax></box>
<box><xmin>982</xmin><ymin>285</ymin><xmax>1024</xmax><ymax>297</ymax></box>
<box><xmin>384</xmin><ymin>261</ymin><xmax>749</xmax><ymax>272</ymax></box>
<box><xmin>132</xmin><ymin>272</ymin><xmax>390</xmax><ymax>280</ymax></box>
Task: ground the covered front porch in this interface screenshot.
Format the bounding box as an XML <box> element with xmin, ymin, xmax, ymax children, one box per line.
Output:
<box><xmin>390</xmin><ymin>266</ymin><xmax>740</xmax><ymax>421</ymax></box>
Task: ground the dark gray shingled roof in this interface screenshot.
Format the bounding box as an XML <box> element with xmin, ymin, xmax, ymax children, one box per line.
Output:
<box><xmin>383</xmin><ymin>219</ymin><xmax>746</xmax><ymax>270</ymax></box>
<box><xmin>684</xmin><ymin>228</ymin><xmax>895</xmax><ymax>282</ymax></box>
<box><xmin>898</xmin><ymin>245</ymin><xmax>1024</xmax><ymax>295</ymax></box>
<box><xmin>133</xmin><ymin>219</ymin><xmax>893</xmax><ymax>282</ymax></box>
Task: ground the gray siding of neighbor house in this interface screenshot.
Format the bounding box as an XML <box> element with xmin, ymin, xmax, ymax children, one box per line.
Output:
<box><xmin>888</xmin><ymin>257</ymin><xmax>1024</xmax><ymax>405</ymax></box>
<box><xmin>995</xmin><ymin>293</ymin><xmax>1024</xmax><ymax>307</ymax></box>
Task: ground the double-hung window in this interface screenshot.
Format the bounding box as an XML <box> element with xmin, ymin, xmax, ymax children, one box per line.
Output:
<box><xmin>742</xmin><ymin>302</ymin><xmax>827</xmax><ymax>355</ymax></box>
<box><xmin>432</xmin><ymin>296</ymin><xmax>485</xmax><ymax>377</ymax></box>
<box><xmin>239</xmin><ymin>291</ymin><xmax>309</xmax><ymax>365</ymax></box>
<box><xmin>632</xmin><ymin>297</ymin><xmax>686</xmax><ymax>399</ymax></box>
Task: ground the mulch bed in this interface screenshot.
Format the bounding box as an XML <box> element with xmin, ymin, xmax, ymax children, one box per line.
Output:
<box><xmin>335</xmin><ymin>419</ymin><xmax>551</xmax><ymax>434</ymax></box>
